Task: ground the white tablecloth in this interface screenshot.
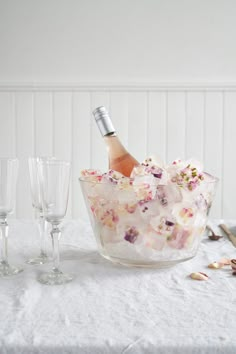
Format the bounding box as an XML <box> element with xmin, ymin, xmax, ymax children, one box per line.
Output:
<box><xmin>1</xmin><ymin>219</ymin><xmax>236</xmax><ymax>354</ymax></box>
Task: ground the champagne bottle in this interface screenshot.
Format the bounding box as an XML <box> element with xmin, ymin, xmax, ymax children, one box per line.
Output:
<box><xmin>93</xmin><ymin>106</ymin><xmax>139</xmax><ymax>177</ymax></box>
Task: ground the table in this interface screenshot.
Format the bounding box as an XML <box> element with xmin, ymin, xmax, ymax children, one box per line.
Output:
<box><xmin>1</xmin><ymin>219</ymin><xmax>236</xmax><ymax>354</ymax></box>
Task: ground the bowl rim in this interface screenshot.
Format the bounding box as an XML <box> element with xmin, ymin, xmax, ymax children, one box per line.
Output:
<box><xmin>79</xmin><ymin>172</ymin><xmax>219</xmax><ymax>185</ymax></box>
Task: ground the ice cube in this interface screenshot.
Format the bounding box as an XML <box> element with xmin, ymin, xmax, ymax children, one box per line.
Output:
<box><xmin>167</xmin><ymin>159</ymin><xmax>204</xmax><ymax>192</ymax></box>
<box><xmin>144</xmin><ymin>230</ymin><xmax>166</xmax><ymax>250</ymax></box>
<box><xmin>102</xmin><ymin>169</ymin><xmax>125</xmax><ymax>184</ymax></box>
<box><xmin>116</xmin><ymin>223</ymin><xmax>143</xmax><ymax>245</ymax></box>
<box><xmin>167</xmin><ymin>224</ymin><xmax>191</xmax><ymax>249</ymax></box>
<box><xmin>149</xmin><ymin>214</ymin><xmax>175</xmax><ymax>237</ymax></box>
<box><xmin>142</xmin><ymin>155</ymin><xmax>165</xmax><ymax>169</ymax></box>
<box><xmin>137</xmin><ymin>199</ymin><xmax>160</xmax><ymax>221</ymax></box>
<box><xmin>80</xmin><ymin>169</ymin><xmax>103</xmax><ymax>182</ymax></box>
<box><xmin>197</xmin><ymin>172</ymin><xmax>218</xmax><ymax>208</ymax></box>
<box><xmin>93</xmin><ymin>182</ymin><xmax>117</xmax><ymax>201</ymax></box>
<box><xmin>156</xmin><ymin>183</ymin><xmax>183</xmax><ymax>207</ymax></box>
<box><xmin>132</xmin><ymin>174</ymin><xmax>158</xmax><ymax>202</ymax></box>
<box><xmin>131</xmin><ymin>156</ymin><xmax>167</xmax><ymax>185</ymax></box>
<box><xmin>171</xmin><ymin>201</ymin><xmax>197</xmax><ymax>226</ymax></box>
<box><xmin>130</xmin><ymin>164</ymin><xmax>147</xmax><ymax>178</ymax></box>
<box><xmin>100</xmin><ymin>225</ymin><xmax>120</xmax><ymax>244</ymax></box>
<box><xmin>117</xmin><ymin>176</ymin><xmax>134</xmax><ymax>192</ymax></box>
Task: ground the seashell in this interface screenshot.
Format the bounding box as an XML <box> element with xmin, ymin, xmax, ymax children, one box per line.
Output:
<box><xmin>219</xmin><ymin>258</ymin><xmax>231</xmax><ymax>265</ymax></box>
<box><xmin>230</xmin><ymin>259</ymin><xmax>236</xmax><ymax>271</ymax></box>
<box><xmin>208</xmin><ymin>262</ymin><xmax>224</xmax><ymax>269</ymax></box>
<box><xmin>190</xmin><ymin>272</ymin><xmax>209</xmax><ymax>280</ymax></box>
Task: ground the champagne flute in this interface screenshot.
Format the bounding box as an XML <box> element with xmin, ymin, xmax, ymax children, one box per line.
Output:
<box><xmin>37</xmin><ymin>159</ymin><xmax>73</xmax><ymax>285</ymax></box>
<box><xmin>0</xmin><ymin>158</ymin><xmax>23</xmax><ymax>276</ymax></box>
<box><xmin>26</xmin><ymin>157</ymin><xmax>49</xmax><ymax>265</ymax></box>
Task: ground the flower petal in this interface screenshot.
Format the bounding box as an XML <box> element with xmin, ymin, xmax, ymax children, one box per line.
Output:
<box><xmin>208</xmin><ymin>262</ymin><xmax>224</xmax><ymax>269</ymax></box>
<box><xmin>219</xmin><ymin>258</ymin><xmax>231</xmax><ymax>265</ymax></box>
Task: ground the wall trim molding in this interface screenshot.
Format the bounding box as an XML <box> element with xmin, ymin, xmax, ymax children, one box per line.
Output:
<box><xmin>0</xmin><ymin>82</ymin><xmax>236</xmax><ymax>92</ymax></box>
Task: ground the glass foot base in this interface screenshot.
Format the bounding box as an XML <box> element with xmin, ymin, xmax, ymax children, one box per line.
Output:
<box><xmin>38</xmin><ymin>270</ymin><xmax>74</xmax><ymax>285</ymax></box>
<box><xmin>0</xmin><ymin>262</ymin><xmax>24</xmax><ymax>277</ymax></box>
<box><xmin>26</xmin><ymin>254</ymin><xmax>49</xmax><ymax>265</ymax></box>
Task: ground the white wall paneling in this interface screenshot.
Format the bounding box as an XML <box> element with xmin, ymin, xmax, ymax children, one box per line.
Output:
<box><xmin>0</xmin><ymin>92</ymin><xmax>16</xmax><ymax>217</ymax></box>
<box><xmin>166</xmin><ymin>92</ymin><xmax>186</xmax><ymax>163</ymax></box>
<box><xmin>34</xmin><ymin>92</ymin><xmax>53</xmax><ymax>157</ymax></box>
<box><xmin>110</xmin><ymin>92</ymin><xmax>129</xmax><ymax>148</ymax></box>
<box><xmin>53</xmin><ymin>92</ymin><xmax>73</xmax><ymax>217</ymax></box>
<box><xmin>0</xmin><ymin>92</ymin><xmax>15</xmax><ymax>157</ymax></box>
<box><xmin>0</xmin><ymin>83</ymin><xmax>234</xmax><ymax>219</ymax></box>
<box><xmin>204</xmin><ymin>92</ymin><xmax>223</xmax><ymax>218</ymax></box>
<box><xmin>90</xmin><ymin>92</ymin><xmax>110</xmax><ymax>173</ymax></box>
<box><xmin>148</xmin><ymin>92</ymin><xmax>167</xmax><ymax>162</ymax></box>
<box><xmin>128</xmin><ymin>92</ymin><xmax>148</xmax><ymax>162</ymax></box>
<box><xmin>223</xmin><ymin>92</ymin><xmax>236</xmax><ymax>219</ymax></box>
<box><xmin>15</xmin><ymin>92</ymin><xmax>34</xmax><ymax>218</ymax></box>
<box><xmin>185</xmin><ymin>92</ymin><xmax>205</xmax><ymax>162</ymax></box>
<box><xmin>72</xmin><ymin>92</ymin><xmax>91</xmax><ymax>219</ymax></box>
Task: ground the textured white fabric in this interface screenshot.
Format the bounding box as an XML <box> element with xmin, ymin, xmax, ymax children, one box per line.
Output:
<box><xmin>0</xmin><ymin>219</ymin><xmax>236</xmax><ymax>354</ymax></box>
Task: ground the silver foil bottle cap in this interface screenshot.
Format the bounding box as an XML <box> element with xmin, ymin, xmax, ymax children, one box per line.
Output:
<box><xmin>93</xmin><ymin>106</ymin><xmax>116</xmax><ymax>136</ymax></box>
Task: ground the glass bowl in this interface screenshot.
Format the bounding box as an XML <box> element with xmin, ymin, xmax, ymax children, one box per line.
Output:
<box><xmin>79</xmin><ymin>174</ymin><xmax>218</xmax><ymax>268</ymax></box>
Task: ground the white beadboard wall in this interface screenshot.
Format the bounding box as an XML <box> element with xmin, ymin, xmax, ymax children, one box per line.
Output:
<box><xmin>0</xmin><ymin>83</ymin><xmax>235</xmax><ymax>220</ymax></box>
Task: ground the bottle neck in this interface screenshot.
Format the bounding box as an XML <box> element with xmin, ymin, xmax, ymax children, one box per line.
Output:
<box><xmin>104</xmin><ymin>135</ymin><xmax>128</xmax><ymax>159</ymax></box>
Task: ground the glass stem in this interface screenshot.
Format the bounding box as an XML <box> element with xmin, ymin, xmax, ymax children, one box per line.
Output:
<box><xmin>51</xmin><ymin>224</ymin><xmax>61</xmax><ymax>273</ymax></box>
<box><xmin>0</xmin><ymin>217</ymin><xmax>8</xmax><ymax>265</ymax></box>
<box><xmin>38</xmin><ymin>212</ymin><xmax>46</xmax><ymax>257</ymax></box>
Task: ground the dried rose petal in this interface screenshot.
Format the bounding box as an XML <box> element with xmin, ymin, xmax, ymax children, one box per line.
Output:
<box><xmin>230</xmin><ymin>259</ymin><xmax>236</xmax><ymax>271</ymax></box>
<box><xmin>208</xmin><ymin>262</ymin><xmax>224</xmax><ymax>269</ymax></box>
<box><xmin>219</xmin><ymin>258</ymin><xmax>231</xmax><ymax>265</ymax></box>
<box><xmin>190</xmin><ymin>272</ymin><xmax>209</xmax><ymax>280</ymax></box>
<box><xmin>124</xmin><ymin>226</ymin><xmax>139</xmax><ymax>244</ymax></box>
<box><xmin>232</xmin><ymin>271</ymin><xmax>236</xmax><ymax>276</ymax></box>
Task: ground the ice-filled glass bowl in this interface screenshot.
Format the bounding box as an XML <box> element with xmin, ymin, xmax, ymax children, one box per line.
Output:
<box><xmin>79</xmin><ymin>166</ymin><xmax>218</xmax><ymax>268</ymax></box>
